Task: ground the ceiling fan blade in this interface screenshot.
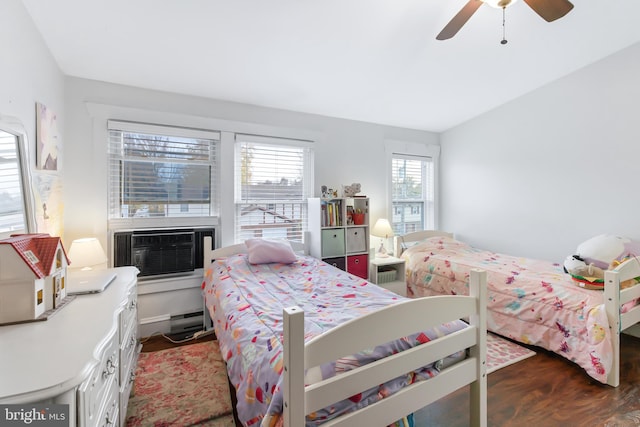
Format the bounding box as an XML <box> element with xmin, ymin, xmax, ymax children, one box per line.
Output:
<box><xmin>436</xmin><ymin>0</ymin><xmax>484</xmax><ymax>41</ymax></box>
<box><xmin>523</xmin><ymin>0</ymin><xmax>574</xmax><ymax>22</ymax></box>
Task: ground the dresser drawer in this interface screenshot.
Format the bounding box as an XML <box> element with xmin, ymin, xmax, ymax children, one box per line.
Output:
<box><xmin>97</xmin><ymin>381</ymin><xmax>119</xmax><ymax>427</ymax></box>
<box><xmin>119</xmin><ymin>289</ymin><xmax>137</xmax><ymax>342</ymax></box>
<box><xmin>120</xmin><ymin>322</ymin><xmax>139</xmax><ymax>380</ymax></box>
<box><xmin>78</xmin><ymin>332</ymin><xmax>119</xmax><ymax>427</ymax></box>
<box><xmin>120</xmin><ymin>352</ymin><xmax>138</xmax><ymax>427</ymax></box>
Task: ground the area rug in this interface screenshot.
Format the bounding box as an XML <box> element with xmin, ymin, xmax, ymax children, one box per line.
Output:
<box><xmin>486</xmin><ymin>332</ymin><xmax>536</xmax><ymax>374</ymax></box>
<box><xmin>125</xmin><ymin>341</ymin><xmax>235</xmax><ymax>427</ymax></box>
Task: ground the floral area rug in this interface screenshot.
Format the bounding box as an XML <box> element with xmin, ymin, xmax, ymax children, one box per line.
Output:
<box><xmin>486</xmin><ymin>332</ymin><xmax>536</xmax><ymax>374</ymax></box>
<box><xmin>125</xmin><ymin>340</ymin><xmax>235</xmax><ymax>427</ymax></box>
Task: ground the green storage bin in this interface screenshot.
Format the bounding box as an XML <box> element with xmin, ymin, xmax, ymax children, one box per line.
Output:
<box><xmin>321</xmin><ymin>228</ymin><xmax>345</xmax><ymax>257</ymax></box>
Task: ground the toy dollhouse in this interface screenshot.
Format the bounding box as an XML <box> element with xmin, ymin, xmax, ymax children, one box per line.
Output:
<box><xmin>0</xmin><ymin>233</ymin><xmax>70</xmax><ymax>324</ymax></box>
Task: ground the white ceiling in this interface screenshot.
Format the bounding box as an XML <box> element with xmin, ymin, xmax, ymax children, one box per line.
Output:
<box><xmin>20</xmin><ymin>0</ymin><xmax>640</xmax><ymax>132</ymax></box>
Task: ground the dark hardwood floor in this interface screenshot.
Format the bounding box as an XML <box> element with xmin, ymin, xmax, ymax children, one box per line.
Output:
<box><xmin>415</xmin><ymin>333</ymin><xmax>640</xmax><ymax>427</ymax></box>
<box><xmin>139</xmin><ymin>331</ymin><xmax>216</xmax><ymax>352</ymax></box>
<box><xmin>139</xmin><ymin>332</ymin><xmax>640</xmax><ymax>426</ymax></box>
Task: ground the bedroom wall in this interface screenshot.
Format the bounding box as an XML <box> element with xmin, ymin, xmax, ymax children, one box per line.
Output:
<box><xmin>63</xmin><ymin>77</ymin><xmax>438</xmax><ymax>246</ymax></box>
<box><xmin>0</xmin><ymin>0</ymin><xmax>65</xmax><ymax>235</ymax></box>
<box><xmin>440</xmin><ymin>42</ymin><xmax>640</xmax><ymax>263</ymax></box>
<box><xmin>63</xmin><ymin>78</ymin><xmax>438</xmax><ymax>334</ymax></box>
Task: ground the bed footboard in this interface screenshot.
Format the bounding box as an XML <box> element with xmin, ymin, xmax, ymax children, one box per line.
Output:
<box><xmin>283</xmin><ymin>268</ymin><xmax>487</xmax><ymax>427</ymax></box>
<box><xmin>604</xmin><ymin>256</ymin><xmax>640</xmax><ymax>387</ymax></box>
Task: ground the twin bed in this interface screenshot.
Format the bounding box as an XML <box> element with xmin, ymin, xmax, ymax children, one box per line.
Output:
<box><xmin>394</xmin><ymin>230</ymin><xmax>640</xmax><ymax>388</ymax></box>
<box><xmin>202</xmin><ymin>236</ymin><xmax>488</xmax><ymax>427</ymax></box>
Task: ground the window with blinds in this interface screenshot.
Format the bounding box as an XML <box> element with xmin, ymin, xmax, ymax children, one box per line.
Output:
<box><xmin>107</xmin><ymin>121</ymin><xmax>219</xmax><ymax>220</ymax></box>
<box><xmin>391</xmin><ymin>154</ymin><xmax>434</xmax><ymax>235</ymax></box>
<box><xmin>234</xmin><ymin>134</ymin><xmax>314</xmax><ymax>243</ymax></box>
<box><xmin>0</xmin><ymin>130</ymin><xmax>26</xmax><ymax>235</ymax></box>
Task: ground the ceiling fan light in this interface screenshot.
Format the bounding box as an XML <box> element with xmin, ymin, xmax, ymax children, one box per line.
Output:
<box><xmin>482</xmin><ymin>0</ymin><xmax>518</xmax><ymax>9</ymax></box>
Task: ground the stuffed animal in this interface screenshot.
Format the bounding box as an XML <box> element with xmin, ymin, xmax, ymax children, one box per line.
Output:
<box><xmin>576</xmin><ymin>234</ymin><xmax>640</xmax><ymax>270</ymax></box>
<box><xmin>563</xmin><ymin>253</ymin><xmax>640</xmax><ymax>290</ymax></box>
<box><xmin>610</xmin><ymin>258</ymin><xmax>640</xmax><ymax>289</ymax></box>
<box><xmin>342</xmin><ymin>183</ymin><xmax>361</xmax><ymax>197</ymax></box>
<box><xmin>563</xmin><ymin>255</ymin><xmax>606</xmax><ymax>289</ymax></box>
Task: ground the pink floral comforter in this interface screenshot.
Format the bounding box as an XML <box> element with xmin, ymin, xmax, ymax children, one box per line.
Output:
<box><xmin>402</xmin><ymin>236</ymin><xmax>613</xmax><ymax>383</ymax></box>
<box><xmin>202</xmin><ymin>253</ymin><xmax>468</xmax><ymax>427</ymax></box>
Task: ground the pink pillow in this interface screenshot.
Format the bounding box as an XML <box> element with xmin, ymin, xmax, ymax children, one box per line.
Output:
<box><xmin>245</xmin><ymin>239</ymin><xmax>297</xmax><ymax>264</ymax></box>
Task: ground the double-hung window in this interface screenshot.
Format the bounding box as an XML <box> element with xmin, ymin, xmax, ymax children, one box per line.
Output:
<box><xmin>391</xmin><ymin>154</ymin><xmax>435</xmax><ymax>234</ymax></box>
<box><xmin>0</xmin><ymin>130</ymin><xmax>28</xmax><ymax>236</ymax></box>
<box><xmin>234</xmin><ymin>134</ymin><xmax>314</xmax><ymax>243</ymax></box>
<box><xmin>107</xmin><ymin>121</ymin><xmax>219</xmax><ymax>226</ymax></box>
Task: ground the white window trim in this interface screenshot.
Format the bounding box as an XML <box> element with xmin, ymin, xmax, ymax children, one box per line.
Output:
<box><xmin>87</xmin><ymin>103</ymin><xmax>322</xmax><ymax>249</ymax></box>
<box><xmin>385</xmin><ymin>140</ymin><xmax>441</xmax><ymax>230</ymax></box>
<box><xmin>233</xmin><ymin>133</ymin><xmax>314</xmax><ymax>244</ymax></box>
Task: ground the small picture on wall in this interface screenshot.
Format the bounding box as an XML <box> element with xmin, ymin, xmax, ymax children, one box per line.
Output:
<box><xmin>36</xmin><ymin>102</ymin><xmax>59</xmax><ymax>171</ymax></box>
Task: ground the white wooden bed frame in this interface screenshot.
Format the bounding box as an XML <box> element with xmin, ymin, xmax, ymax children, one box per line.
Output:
<box><xmin>203</xmin><ymin>236</ymin><xmax>488</xmax><ymax>426</ymax></box>
<box><xmin>395</xmin><ymin>230</ymin><xmax>640</xmax><ymax>388</ymax></box>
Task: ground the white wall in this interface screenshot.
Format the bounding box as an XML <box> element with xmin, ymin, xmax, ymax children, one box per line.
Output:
<box><xmin>0</xmin><ymin>0</ymin><xmax>65</xmax><ymax>232</ymax></box>
<box><xmin>63</xmin><ymin>77</ymin><xmax>439</xmax><ymax>245</ymax></box>
<box><xmin>440</xmin><ymin>42</ymin><xmax>640</xmax><ymax>263</ymax></box>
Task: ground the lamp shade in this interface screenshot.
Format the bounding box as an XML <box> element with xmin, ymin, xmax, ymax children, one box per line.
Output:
<box><xmin>371</xmin><ymin>218</ymin><xmax>394</xmax><ymax>239</ymax></box>
<box><xmin>68</xmin><ymin>237</ymin><xmax>107</xmax><ymax>270</ymax></box>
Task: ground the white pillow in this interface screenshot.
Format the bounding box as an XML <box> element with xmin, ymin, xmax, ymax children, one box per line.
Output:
<box><xmin>245</xmin><ymin>239</ymin><xmax>297</xmax><ymax>264</ymax></box>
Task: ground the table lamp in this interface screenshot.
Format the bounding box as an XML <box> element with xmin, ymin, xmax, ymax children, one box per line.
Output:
<box><xmin>68</xmin><ymin>237</ymin><xmax>108</xmax><ymax>270</ymax></box>
<box><xmin>371</xmin><ymin>218</ymin><xmax>394</xmax><ymax>258</ymax></box>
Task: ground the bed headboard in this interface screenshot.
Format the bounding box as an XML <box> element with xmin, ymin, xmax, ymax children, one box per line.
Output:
<box><xmin>203</xmin><ymin>235</ymin><xmax>309</xmax><ymax>267</ymax></box>
<box><xmin>394</xmin><ymin>230</ymin><xmax>454</xmax><ymax>257</ymax></box>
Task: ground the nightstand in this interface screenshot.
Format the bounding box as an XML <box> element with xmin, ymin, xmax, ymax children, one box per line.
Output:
<box><xmin>369</xmin><ymin>256</ymin><xmax>406</xmax><ymax>296</ymax></box>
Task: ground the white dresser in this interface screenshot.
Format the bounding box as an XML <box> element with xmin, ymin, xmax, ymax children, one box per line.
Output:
<box><xmin>0</xmin><ymin>266</ymin><xmax>140</xmax><ymax>427</ymax></box>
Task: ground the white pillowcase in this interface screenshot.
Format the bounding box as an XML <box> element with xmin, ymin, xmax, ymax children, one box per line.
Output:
<box><xmin>245</xmin><ymin>239</ymin><xmax>297</xmax><ymax>264</ymax></box>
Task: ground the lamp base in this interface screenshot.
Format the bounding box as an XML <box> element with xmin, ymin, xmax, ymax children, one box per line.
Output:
<box><xmin>376</xmin><ymin>242</ymin><xmax>389</xmax><ymax>258</ymax></box>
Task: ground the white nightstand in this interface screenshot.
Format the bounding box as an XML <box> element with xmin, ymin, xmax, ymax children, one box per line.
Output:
<box><xmin>369</xmin><ymin>256</ymin><xmax>406</xmax><ymax>296</ymax></box>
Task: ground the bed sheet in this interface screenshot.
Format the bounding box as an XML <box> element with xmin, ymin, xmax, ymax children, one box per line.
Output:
<box><xmin>402</xmin><ymin>236</ymin><xmax>613</xmax><ymax>383</ymax></box>
<box><xmin>202</xmin><ymin>254</ymin><xmax>467</xmax><ymax>427</ymax></box>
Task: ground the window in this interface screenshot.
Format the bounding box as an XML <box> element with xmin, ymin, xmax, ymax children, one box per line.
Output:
<box><xmin>108</xmin><ymin>121</ymin><xmax>219</xmax><ymax>223</ymax></box>
<box><xmin>0</xmin><ymin>128</ymin><xmax>31</xmax><ymax>237</ymax></box>
<box><xmin>234</xmin><ymin>134</ymin><xmax>314</xmax><ymax>243</ymax></box>
<box><xmin>391</xmin><ymin>154</ymin><xmax>434</xmax><ymax>234</ymax></box>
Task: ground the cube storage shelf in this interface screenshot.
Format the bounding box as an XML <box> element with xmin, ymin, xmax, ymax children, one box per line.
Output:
<box><xmin>308</xmin><ymin>197</ymin><xmax>369</xmax><ymax>280</ymax></box>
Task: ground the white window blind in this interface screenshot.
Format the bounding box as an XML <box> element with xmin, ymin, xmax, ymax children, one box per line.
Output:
<box><xmin>234</xmin><ymin>134</ymin><xmax>314</xmax><ymax>243</ymax></box>
<box><xmin>391</xmin><ymin>154</ymin><xmax>434</xmax><ymax>234</ymax></box>
<box><xmin>0</xmin><ymin>131</ymin><xmax>25</xmax><ymax>234</ymax></box>
<box><xmin>107</xmin><ymin>120</ymin><xmax>220</xmax><ymax>220</ymax></box>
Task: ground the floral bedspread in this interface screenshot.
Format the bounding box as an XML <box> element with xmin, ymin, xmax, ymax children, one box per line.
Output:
<box><xmin>202</xmin><ymin>254</ymin><xmax>468</xmax><ymax>427</ymax></box>
<box><xmin>402</xmin><ymin>236</ymin><xmax>613</xmax><ymax>383</ymax></box>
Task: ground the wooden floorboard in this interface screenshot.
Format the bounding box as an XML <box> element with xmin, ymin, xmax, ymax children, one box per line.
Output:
<box><xmin>415</xmin><ymin>333</ymin><xmax>640</xmax><ymax>426</ymax></box>
<box><xmin>140</xmin><ymin>333</ymin><xmax>640</xmax><ymax>426</ymax></box>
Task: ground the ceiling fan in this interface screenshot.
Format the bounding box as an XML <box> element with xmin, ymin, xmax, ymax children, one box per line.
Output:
<box><xmin>436</xmin><ymin>0</ymin><xmax>574</xmax><ymax>41</ymax></box>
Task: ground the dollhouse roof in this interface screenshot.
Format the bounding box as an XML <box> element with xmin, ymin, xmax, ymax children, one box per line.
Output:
<box><xmin>0</xmin><ymin>233</ymin><xmax>70</xmax><ymax>279</ymax></box>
